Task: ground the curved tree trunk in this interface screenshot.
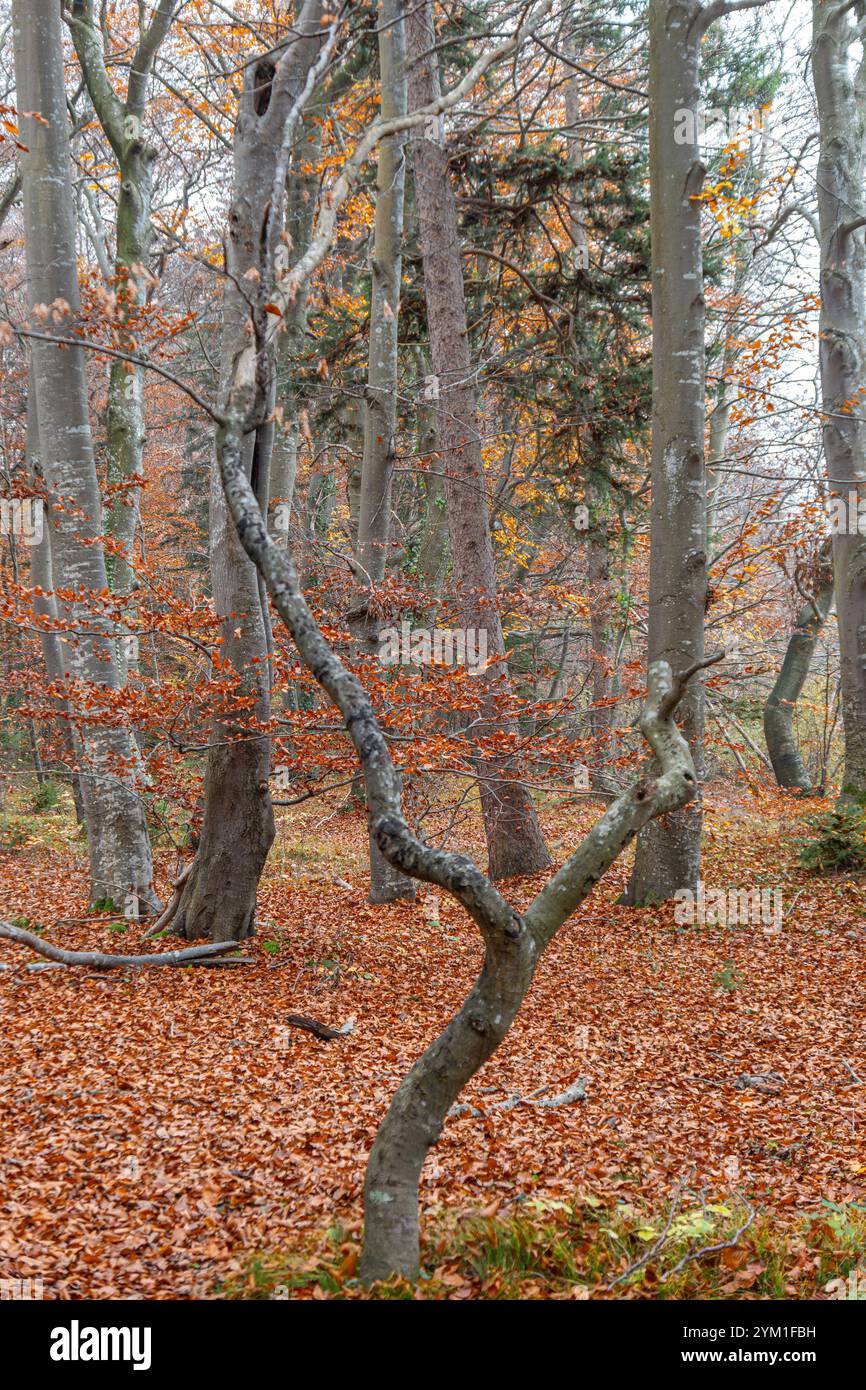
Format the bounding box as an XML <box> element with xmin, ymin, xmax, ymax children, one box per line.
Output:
<box><xmin>764</xmin><ymin>554</ymin><xmax>835</xmax><ymax>792</ymax></box>
<box><xmin>214</xmin><ymin>353</ymin><xmax>705</xmax><ymax>1283</ymax></box>
<box><xmin>406</xmin><ymin>0</ymin><xmax>550</xmax><ymax>880</ymax></box>
<box><xmin>203</xmin><ymin>0</ymin><xmax>704</xmax><ymax>1284</ymax></box>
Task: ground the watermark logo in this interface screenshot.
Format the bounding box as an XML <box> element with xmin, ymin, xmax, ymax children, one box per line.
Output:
<box><xmin>273</xmin><ymin>502</ymin><xmax>291</xmax><ymax>539</ymax></box>
<box><xmin>574</xmin><ymin>1024</ymin><xmax>601</xmax><ymax>1052</ymax></box>
<box><xmin>0</xmin><ymin>1277</ymin><xmax>43</xmax><ymax>1299</ymax></box>
<box><xmin>0</xmin><ymin>496</ymin><xmax>43</xmax><ymax>546</ymax></box>
<box><xmin>828</xmin><ymin>490</ymin><xmax>866</xmax><ymax>536</ymax></box>
<box><xmin>379</xmin><ymin>621</ymin><xmax>489</xmax><ymax>676</ymax></box>
<box><xmin>827</xmin><ymin>1270</ymin><xmax>866</xmax><ymax>1300</ymax></box>
<box><xmin>674</xmin><ymin>882</ymin><xmax>783</xmax><ymax>934</ymax></box>
<box><xmin>673</xmin><ymin>104</ymin><xmax>769</xmax><ymax>149</ymax></box>
<box><xmin>50</xmin><ymin>1321</ymin><xmax>152</xmax><ymax>1371</ymax></box>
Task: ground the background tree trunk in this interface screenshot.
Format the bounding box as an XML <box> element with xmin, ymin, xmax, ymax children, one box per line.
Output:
<box><xmin>13</xmin><ymin>0</ymin><xmax>156</xmax><ymax>914</ymax></box>
<box><xmin>623</xmin><ymin>0</ymin><xmax>708</xmax><ymax>905</ymax></box>
<box><xmin>406</xmin><ymin>0</ymin><xmax>550</xmax><ymax>881</ymax></box>
<box><xmin>354</xmin><ymin>0</ymin><xmax>415</xmax><ymax>903</ymax></box>
<box><xmin>764</xmin><ymin>551</ymin><xmax>835</xmax><ymax>792</ymax></box>
<box><xmin>68</xmin><ymin>1</ymin><xmax>178</xmax><ymax>664</ymax></box>
<box><xmin>174</xmin><ymin>10</ymin><xmax>329</xmax><ymax>938</ymax></box>
<box><xmin>812</xmin><ymin>0</ymin><xmax>866</xmax><ymax>802</ymax></box>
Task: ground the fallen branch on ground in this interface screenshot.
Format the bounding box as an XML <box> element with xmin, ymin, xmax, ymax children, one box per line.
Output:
<box><xmin>285</xmin><ymin>1013</ymin><xmax>356</xmax><ymax>1041</ymax></box>
<box><xmin>0</xmin><ymin>921</ymin><xmax>245</xmax><ymax>969</ymax></box>
<box><xmin>450</xmin><ymin>1077</ymin><xmax>587</xmax><ymax>1118</ymax></box>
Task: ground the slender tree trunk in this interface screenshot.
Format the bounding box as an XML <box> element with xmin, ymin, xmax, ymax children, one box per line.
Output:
<box><xmin>406</xmin><ymin>0</ymin><xmax>550</xmax><ymax>880</ymax></box>
<box><xmin>270</xmin><ymin>114</ymin><xmax>323</xmax><ymax>539</ymax></box>
<box><xmin>353</xmin><ymin>0</ymin><xmax>415</xmax><ymax>903</ymax></box>
<box><xmin>563</xmin><ymin>55</ymin><xmax>617</xmax><ymax>783</ymax></box>
<box><xmin>68</xmin><ymin>1</ymin><xmax>178</xmax><ymax>672</ymax></box>
<box><xmin>25</xmin><ymin>363</ymin><xmax>86</xmax><ymax>822</ymax></box>
<box><xmin>215</xmin><ymin>357</ymin><xmax>704</xmax><ymax>1283</ymax></box>
<box><xmin>812</xmin><ymin>0</ymin><xmax>866</xmax><ymax>802</ymax></box>
<box><xmin>764</xmin><ymin>551</ymin><xmax>835</xmax><ymax>792</ymax></box>
<box><xmin>623</xmin><ymin>0</ymin><xmax>708</xmax><ymax>905</ymax></box>
<box><xmin>13</xmin><ymin>0</ymin><xmax>156</xmax><ymax>913</ymax></box>
<box><xmin>174</xmin><ymin>10</ymin><xmax>328</xmax><ymax>938</ymax></box>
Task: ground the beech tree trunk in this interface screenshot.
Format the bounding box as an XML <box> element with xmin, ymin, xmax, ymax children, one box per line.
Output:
<box><xmin>354</xmin><ymin>0</ymin><xmax>415</xmax><ymax>903</ymax></box>
<box><xmin>270</xmin><ymin>113</ymin><xmax>323</xmax><ymax>539</ymax></box>
<box><xmin>405</xmin><ymin>0</ymin><xmax>550</xmax><ymax>880</ymax></box>
<box><xmin>623</xmin><ymin>0</ymin><xmax>709</xmax><ymax>905</ymax></box>
<box><xmin>812</xmin><ymin>0</ymin><xmax>866</xmax><ymax>802</ymax></box>
<box><xmin>214</xmin><ymin>393</ymin><xmax>703</xmax><ymax>1277</ymax></box>
<box><xmin>764</xmin><ymin>551</ymin><xmax>835</xmax><ymax>793</ymax></box>
<box><xmin>13</xmin><ymin>0</ymin><xmax>156</xmax><ymax>913</ymax></box>
<box><xmin>564</xmin><ymin>54</ymin><xmax>617</xmax><ymax>781</ymax></box>
<box><xmin>174</xmin><ymin>6</ymin><xmax>331</xmax><ymax>938</ymax></box>
<box><xmin>68</xmin><ymin>0</ymin><xmax>178</xmax><ymax>633</ymax></box>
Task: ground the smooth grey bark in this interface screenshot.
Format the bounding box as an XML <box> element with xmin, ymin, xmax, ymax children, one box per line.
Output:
<box><xmin>564</xmin><ymin>53</ymin><xmax>617</xmax><ymax>781</ymax></box>
<box><xmin>623</xmin><ymin>0</ymin><xmax>709</xmax><ymax>905</ymax></box>
<box><xmin>357</xmin><ymin>0</ymin><xmax>408</xmax><ymax>590</ymax></box>
<box><xmin>416</xmin><ymin>445</ymin><xmax>449</xmax><ymax>594</ymax></box>
<box><xmin>25</xmin><ymin>362</ymin><xmax>86</xmax><ymax>822</ymax></box>
<box><xmin>214</xmin><ymin>376</ymin><xmax>703</xmax><ymax>1277</ymax></box>
<box><xmin>270</xmin><ymin>113</ymin><xmax>323</xmax><ymax>539</ymax></box>
<box><xmin>211</xmin><ymin>182</ymin><xmax>709</xmax><ymax>1266</ymax></box>
<box><xmin>706</xmin><ymin>240</ymin><xmax>750</xmax><ymax>541</ymax></box>
<box><xmin>172</xmin><ymin>13</ymin><xmax>328</xmax><ymax>940</ymax></box>
<box><xmin>67</xmin><ymin>0</ymin><xmax>178</xmax><ymax>626</ymax></box>
<box><xmin>405</xmin><ymin>0</ymin><xmax>550</xmax><ymax>880</ymax></box>
<box><xmin>812</xmin><ymin>0</ymin><xmax>866</xmax><ymax>801</ymax></box>
<box><xmin>0</xmin><ymin>921</ymin><xmax>245</xmax><ymax>970</ymax></box>
<box><xmin>13</xmin><ymin>0</ymin><xmax>156</xmax><ymax>913</ymax></box>
<box><xmin>173</xmin><ymin>2</ymin><xmax>328</xmax><ymax>945</ymax></box>
<box><xmin>354</xmin><ymin>0</ymin><xmax>415</xmax><ymax>903</ymax></box>
<box><xmin>764</xmin><ymin>549</ymin><xmax>835</xmax><ymax>792</ymax></box>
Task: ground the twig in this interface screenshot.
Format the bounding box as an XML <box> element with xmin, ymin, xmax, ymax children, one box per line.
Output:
<box><xmin>661</xmin><ymin>1196</ymin><xmax>756</xmax><ymax>1280</ymax></box>
<box><xmin>607</xmin><ymin>1179</ymin><xmax>688</xmax><ymax>1289</ymax></box>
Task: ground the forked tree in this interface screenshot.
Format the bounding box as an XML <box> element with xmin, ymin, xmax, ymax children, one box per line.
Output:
<box><xmin>198</xmin><ymin>0</ymin><xmax>719</xmax><ymax>1282</ymax></box>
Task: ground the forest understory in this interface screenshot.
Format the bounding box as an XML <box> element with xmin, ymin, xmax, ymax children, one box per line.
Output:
<box><xmin>2</xmin><ymin>785</ymin><xmax>864</xmax><ymax>1300</ymax></box>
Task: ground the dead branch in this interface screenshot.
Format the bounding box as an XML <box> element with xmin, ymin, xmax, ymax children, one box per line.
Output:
<box><xmin>143</xmin><ymin>859</ymin><xmax>195</xmax><ymax>938</ymax></box>
<box><xmin>450</xmin><ymin>1077</ymin><xmax>587</xmax><ymax>1118</ymax></box>
<box><xmin>285</xmin><ymin>1013</ymin><xmax>356</xmax><ymax>1041</ymax></box>
<box><xmin>0</xmin><ymin>921</ymin><xmax>244</xmax><ymax>969</ymax></box>
<box><xmin>661</xmin><ymin>1196</ymin><xmax>756</xmax><ymax>1280</ymax></box>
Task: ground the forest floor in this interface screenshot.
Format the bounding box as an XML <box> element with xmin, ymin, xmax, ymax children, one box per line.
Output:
<box><xmin>1</xmin><ymin>784</ymin><xmax>865</xmax><ymax>1299</ymax></box>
